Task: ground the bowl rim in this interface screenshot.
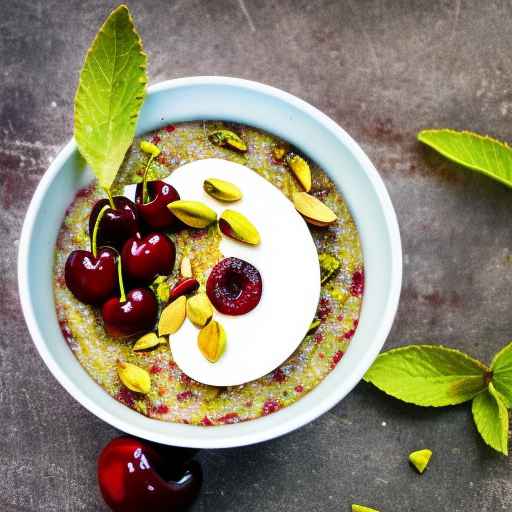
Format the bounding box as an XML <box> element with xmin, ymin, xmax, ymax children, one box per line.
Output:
<box><xmin>18</xmin><ymin>76</ymin><xmax>402</xmax><ymax>448</ymax></box>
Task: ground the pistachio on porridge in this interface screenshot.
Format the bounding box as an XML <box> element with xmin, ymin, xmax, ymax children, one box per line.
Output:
<box><xmin>133</xmin><ymin>332</ymin><xmax>166</xmax><ymax>352</ymax></box>
<box><xmin>271</xmin><ymin>145</ymin><xmax>288</xmax><ymax>162</ymax></box>
<box><xmin>286</xmin><ymin>153</ymin><xmax>312</xmax><ymax>192</ymax></box>
<box><xmin>54</xmin><ymin>121</ymin><xmax>364</xmax><ymax>426</ymax></box>
<box><xmin>319</xmin><ymin>252</ymin><xmax>342</xmax><ymax>284</ymax></box>
<box><xmin>208</xmin><ymin>129</ymin><xmax>248</xmax><ymax>152</ymax></box>
<box><xmin>117</xmin><ymin>361</ymin><xmax>152</xmax><ymax>394</ymax></box>
<box><xmin>293</xmin><ymin>191</ymin><xmax>338</xmax><ymax>226</ymax></box>
<box><xmin>158</xmin><ymin>296</ymin><xmax>187</xmax><ymax>336</ymax></box>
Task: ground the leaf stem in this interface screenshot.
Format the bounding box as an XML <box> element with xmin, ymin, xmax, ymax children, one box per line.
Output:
<box><xmin>141</xmin><ymin>155</ymin><xmax>155</xmax><ymax>204</ymax></box>
<box><xmin>106</xmin><ymin>188</ymin><xmax>116</xmax><ymax>209</ymax></box>
<box><xmin>91</xmin><ymin>204</ymin><xmax>110</xmax><ymax>257</ymax></box>
<box><xmin>117</xmin><ymin>256</ymin><xmax>127</xmax><ymax>303</ymax></box>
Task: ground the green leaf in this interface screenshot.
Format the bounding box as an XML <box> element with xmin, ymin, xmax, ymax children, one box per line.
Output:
<box><xmin>472</xmin><ymin>383</ymin><xmax>509</xmax><ymax>455</ymax></box>
<box><xmin>74</xmin><ymin>5</ymin><xmax>147</xmax><ymax>191</ymax></box>
<box><xmin>491</xmin><ymin>341</ymin><xmax>512</xmax><ymax>408</ymax></box>
<box><xmin>417</xmin><ymin>129</ymin><xmax>512</xmax><ymax>188</ymax></box>
<box><xmin>364</xmin><ymin>345</ymin><xmax>489</xmax><ymax>406</ymax></box>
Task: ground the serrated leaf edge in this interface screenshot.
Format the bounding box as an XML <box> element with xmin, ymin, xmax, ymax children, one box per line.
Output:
<box><xmin>417</xmin><ymin>129</ymin><xmax>512</xmax><ymax>189</ymax></box>
<box><xmin>491</xmin><ymin>340</ymin><xmax>512</xmax><ymax>370</ymax></box>
<box><xmin>73</xmin><ymin>4</ymin><xmax>148</xmax><ymax>190</ymax></box>
<box><xmin>364</xmin><ymin>344</ymin><xmax>489</xmax><ymax>407</ymax></box>
<box><xmin>472</xmin><ymin>383</ymin><xmax>509</xmax><ymax>455</ymax></box>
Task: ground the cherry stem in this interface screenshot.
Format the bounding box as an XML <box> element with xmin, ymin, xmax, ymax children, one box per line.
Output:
<box><xmin>106</xmin><ymin>188</ymin><xmax>116</xmax><ymax>209</ymax></box>
<box><xmin>91</xmin><ymin>204</ymin><xmax>110</xmax><ymax>258</ymax></box>
<box><xmin>117</xmin><ymin>256</ymin><xmax>127</xmax><ymax>303</ymax></box>
<box><xmin>141</xmin><ymin>155</ymin><xmax>155</xmax><ymax>204</ymax></box>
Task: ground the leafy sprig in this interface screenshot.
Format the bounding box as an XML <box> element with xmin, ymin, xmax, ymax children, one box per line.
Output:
<box><xmin>365</xmin><ymin>342</ymin><xmax>512</xmax><ymax>455</ymax></box>
<box><xmin>74</xmin><ymin>4</ymin><xmax>147</xmax><ymax>197</ymax></box>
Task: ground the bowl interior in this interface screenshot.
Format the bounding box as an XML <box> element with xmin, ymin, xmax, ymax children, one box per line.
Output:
<box><xmin>18</xmin><ymin>77</ymin><xmax>402</xmax><ymax>448</ymax></box>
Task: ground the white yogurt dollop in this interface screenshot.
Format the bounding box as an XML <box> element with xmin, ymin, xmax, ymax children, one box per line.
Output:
<box><xmin>125</xmin><ymin>158</ymin><xmax>320</xmax><ymax>386</ymax></box>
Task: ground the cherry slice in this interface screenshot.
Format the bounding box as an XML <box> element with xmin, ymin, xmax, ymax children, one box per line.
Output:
<box><xmin>206</xmin><ymin>257</ymin><xmax>262</xmax><ymax>315</ymax></box>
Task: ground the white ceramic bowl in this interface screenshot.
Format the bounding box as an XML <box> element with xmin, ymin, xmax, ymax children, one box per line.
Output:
<box><xmin>18</xmin><ymin>77</ymin><xmax>402</xmax><ymax>448</ymax></box>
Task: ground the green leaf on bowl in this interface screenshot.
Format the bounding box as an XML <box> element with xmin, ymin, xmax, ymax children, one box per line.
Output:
<box><xmin>491</xmin><ymin>340</ymin><xmax>512</xmax><ymax>408</ymax></box>
<box><xmin>74</xmin><ymin>4</ymin><xmax>147</xmax><ymax>191</ymax></box>
<box><xmin>364</xmin><ymin>345</ymin><xmax>489</xmax><ymax>407</ymax></box>
<box><xmin>417</xmin><ymin>129</ymin><xmax>512</xmax><ymax>188</ymax></box>
<box><xmin>472</xmin><ymin>383</ymin><xmax>509</xmax><ymax>455</ymax></box>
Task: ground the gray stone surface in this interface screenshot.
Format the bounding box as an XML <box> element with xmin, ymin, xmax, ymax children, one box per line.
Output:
<box><xmin>1</xmin><ymin>0</ymin><xmax>512</xmax><ymax>510</ymax></box>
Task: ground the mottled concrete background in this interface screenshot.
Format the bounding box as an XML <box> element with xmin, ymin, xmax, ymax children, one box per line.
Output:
<box><xmin>2</xmin><ymin>0</ymin><xmax>512</xmax><ymax>510</ymax></box>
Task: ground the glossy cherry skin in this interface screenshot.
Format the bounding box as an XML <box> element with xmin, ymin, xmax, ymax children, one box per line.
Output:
<box><xmin>121</xmin><ymin>233</ymin><xmax>176</xmax><ymax>285</ymax></box>
<box><xmin>206</xmin><ymin>257</ymin><xmax>263</xmax><ymax>315</ymax></box>
<box><xmin>98</xmin><ymin>436</ymin><xmax>202</xmax><ymax>512</ymax></box>
<box><xmin>89</xmin><ymin>196</ymin><xmax>139</xmax><ymax>251</ymax></box>
<box><xmin>101</xmin><ymin>288</ymin><xmax>158</xmax><ymax>337</ymax></box>
<box><xmin>135</xmin><ymin>180</ymin><xmax>180</xmax><ymax>231</ymax></box>
<box><xmin>64</xmin><ymin>248</ymin><xmax>117</xmax><ymax>305</ymax></box>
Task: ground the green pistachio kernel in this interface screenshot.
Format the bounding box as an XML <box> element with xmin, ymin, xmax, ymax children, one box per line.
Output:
<box><xmin>409</xmin><ymin>449</ymin><xmax>432</xmax><ymax>474</ymax></box>
<box><xmin>208</xmin><ymin>129</ymin><xmax>247</xmax><ymax>152</ymax></box>
<box><xmin>352</xmin><ymin>505</ymin><xmax>380</xmax><ymax>512</ymax></box>
<box><xmin>319</xmin><ymin>253</ymin><xmax>341</xmax><ymax>284</ymax></box>
<box><xmin>156</xmin><ymin>281</ymin><xmax>170</xmax><ymax>303</ymax></box>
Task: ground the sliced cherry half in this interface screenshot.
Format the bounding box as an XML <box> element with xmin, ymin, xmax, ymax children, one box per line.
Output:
<box><xmin>101</xmin><ymin>256</ymin><xmax>158</xmax><ymax>337</ymax></box>
<box><xmin>206</xmin><ymin>257</ymin><xmax>262</xmax><ymax>315</ymax></box>
<box><xmin>121</xmin><ymin>233</ymin><xmax>176</xmax><ymax>285</ymax></box>
<box><xmin>65</xmin><ymin>204</ymin><xmax>117</xmax><ymax>305</ymax></box>
<box><xmin>135</xmin><ymin>180</ymin><xmax>180</xmax><ymax>231</ymax></box>
<box><xmin>98</xmin><ymin>436</ymin><xmax>202</xmax><ymax>512</ymax></box>
<box><xmin>89</xmin><ymin>195</ymin><xmax>139</xmax><ymax>251</ymax></box>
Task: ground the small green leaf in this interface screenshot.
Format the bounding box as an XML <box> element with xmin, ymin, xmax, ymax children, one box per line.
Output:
<box><xmin>472</xmin><ymin>383</ymin><xmax>509</xmax><ymax>455</ymax></box>
<box><xmin>364</xmin><ymin>345</ymin><xmax>489</xmax><ymax>406</ymax></box>
<box><xmin>74</xmin><ymin>5</ymin><xmax>147</xmax><ymax>191</ymax></box>
<box><xmin>491</xmin><ymin>341</ymin><xmax>512</xmax><ymax>408</ymax></box>
<box><xmin>417</xmin><ymin>129</ymin><xmax>512</xmax><ymax>188</ymax></box>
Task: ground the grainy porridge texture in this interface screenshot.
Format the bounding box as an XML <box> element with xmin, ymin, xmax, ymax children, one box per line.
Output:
<box><xmin>4</xmin><ymin>1</ymin><xmax>512</xmax><ymax>511</ymax></box>
<box><xmin>54</xmin><ymin>121</ymin><xmax>363</xmax><ymax>425</ymax></box>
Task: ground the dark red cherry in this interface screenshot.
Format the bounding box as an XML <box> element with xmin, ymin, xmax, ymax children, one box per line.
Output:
<box><xmin>89</xmin><ymin>196</ymin><xmax>139</xmax><ymax>250</ymax></box>
<box><xmin>101</xmin><ymin>288</ymin><xmax>158</xmax><ymax>337</ymax></box>
<box><xmin>206</xmin><ymin>257</ymin><xmax>262</xmax><ymax>315</ymax></box>
<box><xmin>135</xmin><ymin>180</ymin><xmax>180</xmax><ymax>231</ymax></box>
<box><xmin>121</xmin><ymin>233</ymin><xmax>175</xmax><ymax>285</ymax></box>
<box><xmin>64</xmin><ymin>248</ymin><xmax>117</xmax><ymax>305</ymax></box>
<box><xmin>98</xmin><ymin>436</ymin><xmax>202</xmax><ymax>512</ymax></box>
